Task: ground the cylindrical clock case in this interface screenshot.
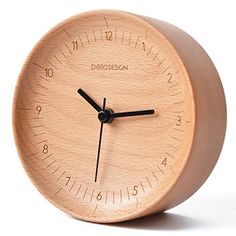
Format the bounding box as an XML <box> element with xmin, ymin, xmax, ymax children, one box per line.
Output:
<box><xmin>13</xmin><ymin>10</ymin><xmax>226</xmax><ymax>222</ymax></box>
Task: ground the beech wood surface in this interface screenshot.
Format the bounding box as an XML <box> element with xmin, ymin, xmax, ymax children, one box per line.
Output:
<box><xmin>13</xmin><ymin>10</ymin><xmax>226</xmax><ymax>223</ymax></box>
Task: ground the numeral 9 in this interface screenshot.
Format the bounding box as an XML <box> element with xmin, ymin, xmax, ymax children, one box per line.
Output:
<box><xmin>36</xmin><ymin>105</ymin><xmax>42</xmax><ymax>114</ymax></box>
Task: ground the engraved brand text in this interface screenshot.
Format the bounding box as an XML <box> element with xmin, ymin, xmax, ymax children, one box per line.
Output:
<box><xmin>91</xmin><ymin>64</ymin><xmax>129</xmax><ymax>71</ymax></box>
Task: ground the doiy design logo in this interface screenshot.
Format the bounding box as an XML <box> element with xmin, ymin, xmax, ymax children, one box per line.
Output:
<box><xmin>90</xmin><ymin>64</ymin><xmax>129</xmax><ymax>71</ymax></box>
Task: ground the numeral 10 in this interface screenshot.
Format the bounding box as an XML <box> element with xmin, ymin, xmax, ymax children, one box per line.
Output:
<box><xmin>45</xmin><ymin>68</ymin><xmax>53</xmax><ymax>77</ymax></box>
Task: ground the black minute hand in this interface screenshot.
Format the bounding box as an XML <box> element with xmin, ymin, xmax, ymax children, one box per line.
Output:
<box><xmin>110</xmin><ymin>109</ymin><xmax>155</xmax><ymax>118</ymax></box>
<box><xmin>77</xmin><ymin>88</ymin><xmax>102</xmax><ymax>112</ymax></box>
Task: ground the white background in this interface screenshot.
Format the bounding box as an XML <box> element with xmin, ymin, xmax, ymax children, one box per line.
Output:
<box><xmin>1</xmin><ymin>0</ymin><xmax>236</xmax><ymax>235</ymax></box>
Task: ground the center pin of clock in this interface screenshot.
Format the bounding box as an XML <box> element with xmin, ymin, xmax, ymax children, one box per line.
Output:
<box><xmin>98</xmin><ymin>108</ymin><xmax>113</xmax><ymax>123</ymax></box>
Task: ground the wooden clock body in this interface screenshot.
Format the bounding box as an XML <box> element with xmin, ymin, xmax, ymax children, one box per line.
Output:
<box><xmin>13</xmin><ymin>10</ymin><xmax>226</xmax><ymax>223</ymax></box>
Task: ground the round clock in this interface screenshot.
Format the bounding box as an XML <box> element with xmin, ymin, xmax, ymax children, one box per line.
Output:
<box><xmin>13</xmin><ymin>10</ymin><xmax>226</xmax><ymax>223</ymax></box>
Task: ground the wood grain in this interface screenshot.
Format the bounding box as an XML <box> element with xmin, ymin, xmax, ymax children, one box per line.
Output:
<box><xmin>13</xmin><ymin>10</ymin><xmax>226</xmax><ymax>223</ymax></box>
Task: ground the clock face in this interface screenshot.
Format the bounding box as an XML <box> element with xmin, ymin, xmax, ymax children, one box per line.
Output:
<box><xmin>13</xmin><ymin>10</ymin><xmax>195</xmax><ymax>222</ymax></box>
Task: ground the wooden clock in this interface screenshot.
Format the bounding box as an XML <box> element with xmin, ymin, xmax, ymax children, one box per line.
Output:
<box><xmin>13</xmin><ymin>10</ymin><xmax>226</xmax><ymax>223</ymax></box>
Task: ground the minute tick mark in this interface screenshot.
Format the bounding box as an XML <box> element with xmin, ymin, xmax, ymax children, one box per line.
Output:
<box><xmin>33</xmin><ymin>132</ymin><xmax>45</xmax><ymax>137</ymax></box>
<box><xmin>173</xmin><ymin>128</ymin><xmax>184</xmax><ymax>132</ymax></box>
<box><xmin>31</xmin><ymin>124</ymin><xmax>44</xmax><ymax>128</ymax></box>
<box><xmin>92</xmin><ymin>204</ymin><xmax>98</xmax><ymax>215</ymax></box>
<box><xmin>171</xmin><ymin>136</ymin><xmax>182</xmax><ymax>141</ymax></box>
<box><xmin>112</xmin><ymin>191</ymin><xmax>115</xmax><ymax>204</ymax></box>
<box><xmin>169</xmin><ymin>83</ymin><xmax>179</xmax><ymax>89</ymax></box>
<box><xmin>169</xmin><ymin>144</ymin><xmax>179</xmax><ymax>150</ymax></box>
<box><xmin>146</xmin><ymin>177</ymin><xmax>152</xmax><ymax>188</ymax></box>
<box><xmin>147</xmin><ymin>45</ymin><xmax>153</xmax><ymax>56</ymax></box>
<box><xmin>39</xmin><ymin>75</ymin><xmax>50</xmax><ymax>82</ymax></box>
<box><xmin>93</xmin><ymin>30</ymin><xmax>97</xmax><ymax>42</ymax></box>
<box><xmin>157</xmin><ymin>165</ymin><xmax>165</xmax><ymax>175</ymax></box>
<box><xmin>100</xmin><ymin>29</ymin><xmax>103</xmax><ymax>41</ymax></box>
<box><xmin>48</xmin><ymin>61</ymin><xmax>57</xmax><ymax>69</ymax></box>
<box><xmin>53</xmin><ymin>55</ymin><xmax>62</xmax><ymax>64</ymax></box>
<box><xmin>76</xmin><ymin>184</ymin><xmax>82</xmax><ymax>197</ymax></box>
<box><xmin>135</xmin><ymin>36</ymin><xmax>139</xmax><ymax>48</ymax></box>
<box><xmin>105</xmin><ymin>191</ymin><xmax>108</xmax><ymax>204</ymax></box>
<box><xmin>27</xmin><ymin>152</ymin><xmax>39</xmax><ymax>158</ymax></box>
<box><xmin>57</xmin><ymin>171</ymin><xmax>65</xmax><ymax>181</ymax></box>
<box><xmin>36</xmin><ymin>140</ymin><xmax>47</xmax><ymax>145</ymax></box>
<box><xmin>128</xmin><ymin>32</ymin><xmax>132</xmax><ymax>44</ymax></box>
<box><xmin>127</xmin><ymin>188</ymin><xmax>130</xmax><ymax>200</ymax></box>
<box><xmin>63</xmin><ymin>28</ymin><xmax>72</xmax><ymax>38</ymax></box>
<box><xmin>59</xmin><ymin>49</ymin><xmax>67</xmax><ymax>59</ymax></box>
<box><xmin>165</xmin><ymin>152</ymin><xmax>175</xmax><ymax>159</ymax></box>
<box><xmin>171</xmin><ymin>92</ymin><xmax>182</xmax><ymax>96</ymax></box>
<box><xmin>153</xmin><ymin>51</ymin><xmax>159</xmax><ymax>61</ymax></box>
<box><xmin>120</xmin><ymin>189</ymin><xmax>123</xmax><ymax>203</ymax></box>
<box><xmin>170</xmin><ymin>166</ymin><xmax>175</xmax><ymax>174</ymax></box>
<box><xmin>152</xmin><ymin>171</ymin><xmax>159</xmax><ymax>182</ymax></box>
<box><xmin>140</xmin><ymin>181</ymin><xmax>145</xmax><ymax>193</ymax></box>
<box><xmin>90</xmin><ymin>189</ymin><xmax>94</xmax><ymax>202</ymax></box>
<box><xmin>51</xmin><ymin>166</ymin><xmax>60</xmax><ymax>175</ymax></box>
<box><xmin>65</xmin><ymin>43</ymin><xmax>72</xmax><ymax>54</ymax></box>
<box><xmin>162</xmin><ymin>65</ymin><xmax>171</xmax><ymax>74</ymax></box>
<box><xmin>33</xmin><ymin>62</ymin><xmax>43</xmax><ymax>70</ymax></box>
<box><xmin>157</xmin><ymin>58</ymin><xmax>165</xmax><ymax>67</ymax></box>
<box><xmin>85</xmin><ymin>32</ymin><xmax>90</xmax><ymax>44</ymax></box>
<box><xmin>36</xmin><ymin>83</ymin><xmax>48</xmax><ymax>90</ymax></box>
<box><xmin>69</xmin><ymin>180</ymin><xmax>76</xmax><ymax>192</ymax></box>
<box><xmin>104</xmin><ymin>16</ymin><xmax>109</xmax><ymax>27</ymax></box>
<box><xmin>54</xmin><ymin>187</ymin><xmax>62</xmax><ymax>196</ymax></box>
<box><xmin>33</xmin><ymin>91</ymin><xmax>46</xmax><ymax>97</ymax></box>
<box><xmin>122</xmin><ymin>31</ymin><xmax>124</xmax><ymax>43</ymax></box>
<box><xmin>47</xmin><ymin>160</ymin><xmax>56</xmax><ymax>168</ymax></box>
<box><xmin>17</xmin><ymin>107</ymin><xmax>31</xmax><ymax>111</ymax></box>
<box><xmin>83</xmin><ymin>187</ymin><xmax>88</xmax><ymax>199</ymax></box>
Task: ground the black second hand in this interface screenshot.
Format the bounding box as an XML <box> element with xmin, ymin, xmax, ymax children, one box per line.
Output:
<box><xmin>94</xmin><ymin>98</ymin><xmax>106</xmax><ymax>182</ymax></box>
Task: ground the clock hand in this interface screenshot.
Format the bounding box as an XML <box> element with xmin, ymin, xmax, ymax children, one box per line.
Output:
<box><xmin>77</xmin><ymin>88</ymin><xmax>102</xmax><ymax>112</ymax></box>
<box><xmin>94</xmin><ymin>98</ymin><xmax>106</xmax><ymax>182</ymax></box>
<box><xmin>110</xmin><ymin>109</ymin><xmax>155</xmax><ymax>118</ymax></box>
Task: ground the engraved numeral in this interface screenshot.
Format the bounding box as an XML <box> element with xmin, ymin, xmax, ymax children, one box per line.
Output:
<box><xmin>176</xmin><ymin>116</ymin><xmax>182</xmax><ymax>126</ymax></box>
<box><xmin>132</xmin><ymin>185</ymin><xmax>138</xmax><ymax>196</ymax></box>
<box><xmin>42</xmin><ymin>144</ymin><xmax>48</xmax><ymax>154</ymax></box>
<box><xmin>45</xmin><ymin>68</ymin><xmax>53</xmax><ymax>77</ymax></box>
<box><xmin>72</xmin><ymin>41</ymin><xmax>78</xmax><ymax>50</ymax></box>
<box><xmin>36</xmin><ymin>105</ymin><xmax>42</xmax><ymax>114</ymax></box>
<box><xmin>65</xmin><ymin>176</ymin><xmax>71</xmax><ymax>186</ymax></box>
<box><xmin>142</xmin><ymin>42</ymin><xmax>145</xmax><ymax>51</ymax></box>
<box><xmin>96</xmin><ymin>191</ymin><xmax>102</xmax><ymax>201</ymax></box>
<box><xmin>167</xmin><ymin>72</ymin><xmax>173</xmax><ymax>83</ymax></box>
<box><xmin>162</xmin><ymin>157</ymin><xmax>167</xmax><ymax>167</ymax></box>
<box><xmin>105</xmin><ymin>31</ymin><xmax>112</xmax><ymax>41</ymax></box>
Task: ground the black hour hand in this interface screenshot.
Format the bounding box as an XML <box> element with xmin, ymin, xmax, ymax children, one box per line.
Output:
<box><xmin>77</xmin><ymin>88</ymin><xmax>102</xmax><ymax>112</ymax></box>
